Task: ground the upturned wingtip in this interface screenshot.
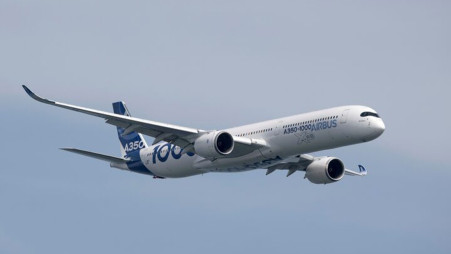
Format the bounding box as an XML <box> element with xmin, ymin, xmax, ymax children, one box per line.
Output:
<box><xmin>22</xmin><ymin>85</ymin><xmax>54</xmax><ymax>104</ymax></box>
<box><xmin>22</xmin><ymin>85</ymin><xmax>33</xmax><ymax>96</ymax></box>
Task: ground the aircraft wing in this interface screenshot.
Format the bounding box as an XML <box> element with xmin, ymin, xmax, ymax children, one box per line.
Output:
<box><xmin>23</xmin><ymin>86</ymin><xmax>265</xmax><ymax>156</ymax></box>
<box><xmin>61</xmin><ymin>148</ymin><xmax>129</xmax><ymax>164</ymax></box>
<box><xmin>266</xmin><ymin>154</ymin><xmax>315</xmax><ymax>177</ymax></box>
<box><xmin>345</xmin><ymin>165</ymin><xmax>367</xmax><ymax>176</ymax></box>
<box><xmin>265</xmin><ymin>154</ymin><xmax>367</xmax><ymax>177</ymax></box>
<box><xmin>23</xmin><ymin>85</ymin><xmax>204</xmax><ymax>149</ymax></box>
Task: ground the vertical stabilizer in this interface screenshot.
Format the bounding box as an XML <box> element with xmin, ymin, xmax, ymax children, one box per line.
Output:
<box><xmin>112</xmin><ymin>101</ymin><xmax>148</xmax><ymax>159</ymax></box>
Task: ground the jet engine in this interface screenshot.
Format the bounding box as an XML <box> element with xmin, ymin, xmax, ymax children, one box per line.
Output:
<box><xmin>194</xmin><ymin>131</ymin><xmax>234</xmax><ymax>159</ymax></box>
<box><xmin>305</xmin><ymin>157</ymin><xmax>345</xmax><ymax>184</ymax></box>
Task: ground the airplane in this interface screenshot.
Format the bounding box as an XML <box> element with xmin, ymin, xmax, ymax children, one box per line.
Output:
<box><xmin>23</xmin><ymin>85</ymin><xmax>385</xmax><ymax>184</ymax></box>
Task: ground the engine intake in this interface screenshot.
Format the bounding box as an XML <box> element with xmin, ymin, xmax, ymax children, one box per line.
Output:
<box><xmin>216</xmin><ymin>132</ymin><xmax>234</xmax><ymax>154</ymax></box>
<box><xmin>305</xmin><ymin>157</ymin><xmax>345</xmax><ymax>184</ymax></box>
<box><xmin>194</xmin><ymin>131</ymin><xmax>234</xmax><ymax>159</ymax></box>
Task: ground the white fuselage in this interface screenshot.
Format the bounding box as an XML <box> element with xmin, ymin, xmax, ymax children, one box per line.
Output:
<box><xmin>133</xmin><ymin>105</ymin><xmax>385</xmax><ymax>178</ymax></box>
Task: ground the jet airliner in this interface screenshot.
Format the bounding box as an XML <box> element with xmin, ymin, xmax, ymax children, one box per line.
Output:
<box><xmin>23</xmin><ymin>86</ymin><xmax>385</xmax><ymax>184</ymax></box>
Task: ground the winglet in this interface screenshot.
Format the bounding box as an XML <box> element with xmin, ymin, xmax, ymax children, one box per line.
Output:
<box><xmin>358</xmin><ymin>165</ymin><xmax>367</xmax><ymax>175</ymax></box>
<box><xmin>22</xmin><ymin>85</ymin><xmax>55</xmax><ymax>105</ymax></box>
<box><xmin>344</xmin><ymin>165</ymin><xmax>368</xmax><ymax>176</ymax></box>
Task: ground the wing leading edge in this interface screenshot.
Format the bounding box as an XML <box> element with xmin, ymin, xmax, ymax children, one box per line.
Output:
<box><xmin>22</xmin><ymin>85</ymin><xmax>204</xmax><ymax>149</ymax></box>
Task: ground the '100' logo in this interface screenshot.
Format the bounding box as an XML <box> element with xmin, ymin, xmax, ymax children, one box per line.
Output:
<box><xmin>152</xmin><ymin>144</ymin><xmax>195</xmax><ymax>164</ymax></box>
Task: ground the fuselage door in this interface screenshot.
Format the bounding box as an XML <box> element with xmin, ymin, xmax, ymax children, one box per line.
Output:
<box><xmin>340</xmin><ymin>109</ymin><xmax>350</xmax><ymax>124</ymax></box>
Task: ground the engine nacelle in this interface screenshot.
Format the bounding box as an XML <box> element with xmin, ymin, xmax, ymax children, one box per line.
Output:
<box><xmin>305</xmin><ymin>157</ymin><xmax>345</xmax><ymax>184</ymax></box>
<box><xmin>194</xmin><ymin>131</ymin><xmax>234</xmax><ymax>159</ymax></box>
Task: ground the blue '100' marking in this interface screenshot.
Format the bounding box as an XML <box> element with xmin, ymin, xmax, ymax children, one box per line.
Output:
<box><xmin>152</xmin><ymin>144</ymin><xmax>195</xmax><ymax>164</ymax></box>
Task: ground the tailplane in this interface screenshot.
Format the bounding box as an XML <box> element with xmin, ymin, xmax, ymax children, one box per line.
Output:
<box><xmin>112</xmin><ymin>101</ymin><xmax>148</xmax><ymax>159</ymax></box>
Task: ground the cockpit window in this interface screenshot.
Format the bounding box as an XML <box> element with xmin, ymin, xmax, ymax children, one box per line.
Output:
<box><xmin>360</xmin><ymin>112</ymin><xmax>380</xmax><ymax>118</ymax></box>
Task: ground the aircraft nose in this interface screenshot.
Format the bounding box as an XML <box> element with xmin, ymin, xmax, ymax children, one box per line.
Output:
<box><xmin>373</xmin><ymin>119</ymin><xmax>385</xmax><ymax>137</ymax></box>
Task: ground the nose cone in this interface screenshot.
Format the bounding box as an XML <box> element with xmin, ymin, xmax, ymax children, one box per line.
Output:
<box><xmin>372</xmin><ymin>119</ymin><xmax>385</xmax><ymax>138</ymax></box>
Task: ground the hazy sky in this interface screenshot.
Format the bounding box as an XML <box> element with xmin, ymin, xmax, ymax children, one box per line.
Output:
<box><xmin>1</xmin><ymin>1</ymin><xmax>450</xmax><ymax>253</ymax></box>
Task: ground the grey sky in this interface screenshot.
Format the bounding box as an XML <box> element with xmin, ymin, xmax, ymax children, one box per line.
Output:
<box><xmin>1</xmin><ymin>1</ymin><xmax>450</xmax><ymax>253</ymax></box>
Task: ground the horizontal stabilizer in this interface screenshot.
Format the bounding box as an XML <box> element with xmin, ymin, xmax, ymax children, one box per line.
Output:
<box><xmin>61</xmin><ymin>148</ymin><xmax>130</xmax><ymax>164</ymax></box>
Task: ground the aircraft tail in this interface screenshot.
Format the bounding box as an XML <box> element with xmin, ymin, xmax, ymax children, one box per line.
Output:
<box><xmin>113</xmin><ymin>101</ymin><xmax>148</xmax><ymax>159</ymax></box>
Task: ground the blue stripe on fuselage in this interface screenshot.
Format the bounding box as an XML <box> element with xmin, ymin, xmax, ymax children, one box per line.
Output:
<box><xmin>123</xmin><ymin>150</ymin><xmax>153</xmax><ymax>176</ymax></box>
<box><xmin>126</xmin><ymin>159</ymin><xmax>154</xmax><ymax>176</ymax></box>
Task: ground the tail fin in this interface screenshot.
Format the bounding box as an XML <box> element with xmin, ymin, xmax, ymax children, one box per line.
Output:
<box><xmin>113</xmin><ymin>101</ymin><xmax>148</xmax><ymax>159</ymax></box>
